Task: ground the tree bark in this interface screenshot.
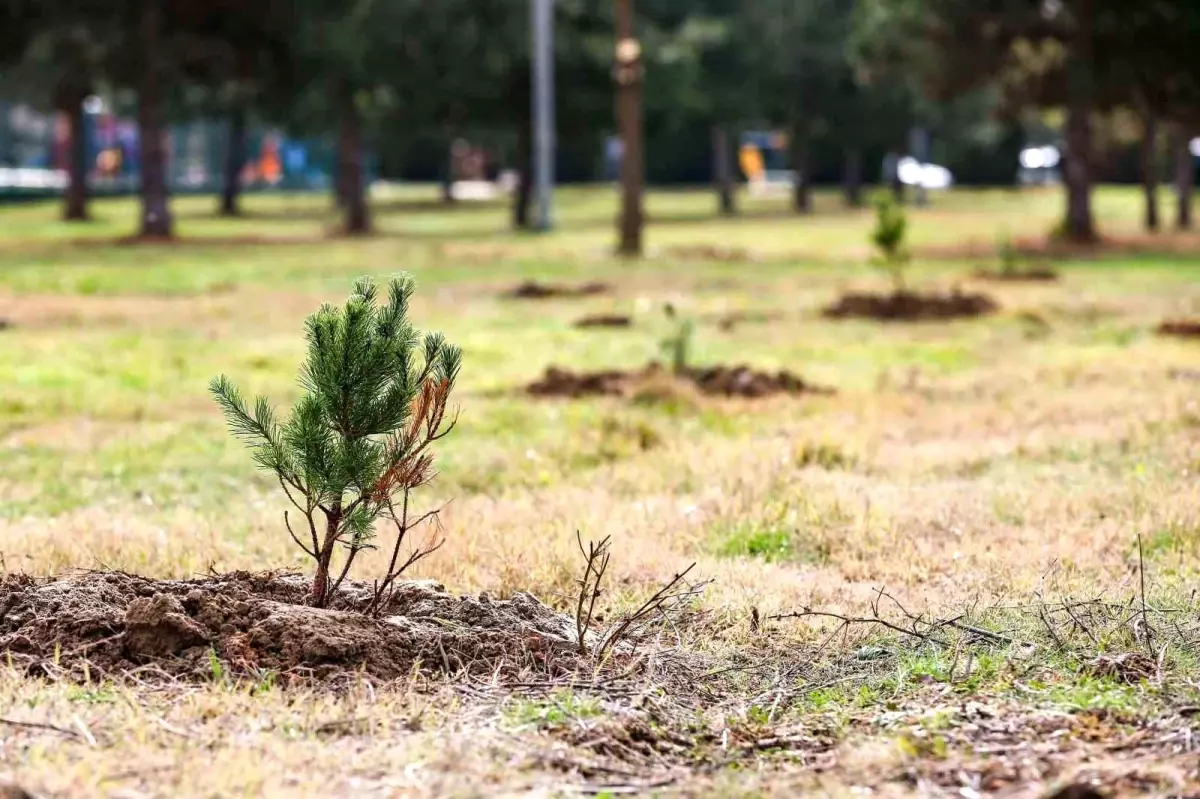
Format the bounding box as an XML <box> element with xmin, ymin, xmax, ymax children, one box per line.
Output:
<box><xmin>1141</xmin><ymin>111</ymin><xmax>1159</xmax><ymax>232</ymax></box>
<box><xmin>219</xmin><ymin>105</ymin><xmax>246</xmax><ymax>217</ymax></box>
<box><xmin>842</xmin><ymin>147</ymin><xmax>863</xmax><ymax>208</ymax></box>
<box><xmin>712</xmin><ymin>125</ymin><xmax>735</xmax><ymax>216</ymax></box>
<box><xmin>1061</xmin><ymin>0</ymin><xmax>1095</xmax><ymax>242</ymax></box>
<box><xmin>338</xmin><ymin>93</ymin><xmax>370</xmax><ymax>234</ymax></box>
<box><xmin>311</xmin><ymin>505</ymin><xmax>342</xmax><ymax>608</ymax></box>
<box><xmin>61</xmin><ymin>93</ymin><xmax>89</xmax><ymax>222</ymax></box>
<box><xmin>615</xmin><ymin>0</ymin><xmax>644</xmax><ymax>256</ymax></box>
<box><xmin>790</xmin><ymin>126</ymin><xmax>813</xmax><ymax>214</ymax></box>
<box><xmin>513</xmin><ymin>117</ymin><xmax>532</xmax><ymax>229</ymax></box>
<box><xmin>1173</xmin><ymin>125</ymin><xmax>1193</xmax><ymax>230</ymax></box>
<box><xmin>137</xmin><ymin>0</ymin><xmax>173</xmax><ymax>238</ymax></box>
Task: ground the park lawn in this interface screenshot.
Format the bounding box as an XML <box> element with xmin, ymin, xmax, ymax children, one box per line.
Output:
<box><xmin>0</xmin><ymin>186</ymin><xmax>1199</xmax><ymax>797</ymax></box>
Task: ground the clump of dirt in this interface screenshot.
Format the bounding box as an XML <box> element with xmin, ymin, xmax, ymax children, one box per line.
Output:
<box><xmin>528</xmin><ymin>362</ymin><xmax>829</xmax><ymax>400</ymax></box>
<box><xmin>0</xmin><ymin>319</ymin><xmax>11</xmax><ymax>331</ymax></box>
<box><xmin>661</xmin><ymin>244</ymin><xmax>752</xmax><ymax>263</ymax></box>
<box><xmin>506</xmin><ymin>280</ymin><xmax>611</xmax><ymax>300</ymax></box>
<box><xmin>574</xmin><ymin>313</ymin><xmax>632</xmax><ymax>329</ymax></box>
<box><xmin>972</xmin><ymin>266</ymin><xmax>1059</xmax><ymax>282</ymax></box>
<box><xmin>1157</xmin><ymin>319</ymin><xmax>1200</xmax><ymax>339</ymax></box>
<box><xmin>709</xmin><ymin>310</ymin><xmax>784</xmax><ymax>331</ymax></box>
<box><xmin>823</xmin><ymin>289</ymin><xmax>998</xmax><ymax>321</ymax></box>
<box><xmin>0</xmin><ymin>571</ymin><xmax>586</xmax><ymax>683</ymax></box>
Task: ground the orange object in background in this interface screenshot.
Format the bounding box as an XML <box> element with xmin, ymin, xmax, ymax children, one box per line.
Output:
<box><xmin>739</xmin><ymin>144</ymin><xmax>764</xmax><ymax>181</ymax></box>
<box><xmin>259</xmin><ymin>136</ymin><xmax>282</xmax><ymax>184</ymax></box>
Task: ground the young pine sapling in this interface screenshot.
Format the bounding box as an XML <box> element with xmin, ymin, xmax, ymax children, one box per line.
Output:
<box><xmin>211</xmin><ymin>276</ymin><xmax>461</xmax><ymax>611</ymax></box>
<box><xmin>870</xmin><ymin>192</ymin><xmax>911</xmax><ymax>294</ymax></box>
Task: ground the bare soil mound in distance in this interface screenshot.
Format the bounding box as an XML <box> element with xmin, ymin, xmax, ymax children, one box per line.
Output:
<box><xmin>528</xmin><ymin>362</ymin><xmax>830</xmax><ymax>400</ymax></box>
<box><xmin>823</xmin><ymin>289</ymin><xmax>998</xmax><ymax>321</ymax></box>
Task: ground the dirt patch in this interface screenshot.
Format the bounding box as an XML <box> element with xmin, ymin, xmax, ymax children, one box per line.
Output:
<box><xmin>709</xmin><ymin>310</ymin><xmax>785</xmax><ymax>331</ymax></box>
<box><xmin>972</xmin><ymin>266</ymin><xmax>1059</xmax><ymax>282</ymax></box>
<box><xmin>661</xmin><ymin>244</ymin><xmax>753</xmax><ymax>263</ymax></box>
<box><xmin>527</xmin><ymin>362</ymin><xmax>829</xmax><ymax>399</ymax></box>
<box><xmin>0</xmin><ymin>318</ymin><xmax>11</xmax><ymax>331</ymax></box>
<box><xmin>574</xmin><ymin>314</ymin><xmax>632</xmax><ymax>329</ymax></box>
<box><xmin>506</xmin><ymin>280</ymin><xmax>611</xmax><ymax>300</ymax></box>
<box><xmin>823</xmin><ymin>289</ymin><xmax>998</xmax><ymax>321</ymax></box>
<box><xmin>0</xmin><ymin>571</ymin><xmax>586</xmax><ymax>683</ymax></box>
<box><xmin>1157</xmin><ymin>319</ymin><xmax>1200</xmax><ymax>339</ymax></box>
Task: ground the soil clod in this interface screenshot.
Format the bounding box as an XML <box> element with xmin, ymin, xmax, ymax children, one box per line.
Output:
<box><xmin>823</xmin><ymin>289</ymin><xmax>998</xmax><ymax>321</ymax></box>
<box><xmin>528</xmin><ymin>362</ymin><xmax>829</xmax><ymax>399</ymax></box>
<box><xmin>1157</xmin><ymin>319</ymin><xmax>1200</xmax><ymax>339</ymax></box>
<box><xmin>506</xmin><ymin>280</ymin><xmax>611</xmax><ymax>300</ymax></box>
<box><xmin>0</xmin><ymin>571</ymin><xmax>585</xmax><ymax>683</ymax></box>
<box><xmin>972</xmin><ymin>266</ymin><xmax>1059</xmax><ymax>282</ymax></box>
<box><xmin>574</xmin><ymin>314</ymin><xmax>632</xmax><ymax>329</ymax></box>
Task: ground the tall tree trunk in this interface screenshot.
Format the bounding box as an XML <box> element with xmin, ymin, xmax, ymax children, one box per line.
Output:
<box><xmin>1061</xmin><ymin>0</ymin><xmax>1095</xmax><ymax>242</ymax></box>
<box><xmin>1141</xmin><ymin>110</ymin><xmax>1159</xmax><ymax>232</ymax></box>
<box><xmin>790</xmin><ymin>126</ymin><xmax>812</xmax><ymax>214</ymax></box>
<box><xmin>219</xmin><ymin>105</ymin><xmax>246</xmax><ymax>218</ymax></box>
<box><xmin>513</xmin><ymin>117</ymin><xmax>532</xmax><ymax>228</ymax></box>
<box><xmin>1173</xmin><ymin>125</ymin><xmax>1193</xmax><ymax>230</ymax></box>
<box><xmin>338</xmin><ymin>93</ymin><xmax>370</xmax><ymax>234</ymax></box>
<box><xmin>441</xmin><ymin>137</ymin><xmax>457</xmax><ymax>204</ymax></box>
<box><xmin>614</xmin><ymin>0</ymin><xmax>644</xmax><ymax>256</ymax></box>
<box><xmin>712</xmin><ymin>125</ymin><xmax>735</xmax><ymax>216</ymax></box>
<box><xmin>842</xmin><ymin>147</ymin><xmax>863</xmax><ymax>208</ymax></box>
<box><xmin>61</xmin><ymin>93</ymin><xmax>89</xmax><ymax>222</ymax></box>
<box><xmin>137</xmin><ymin>0</ymin><xmax>173</xmax><ymax>238</ymax></box>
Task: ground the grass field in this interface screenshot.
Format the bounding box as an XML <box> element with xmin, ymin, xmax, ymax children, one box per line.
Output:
<box><xmin>1</xmin><ymin>185</ymin><xmax>1199</xmax><ymax>797</ymax></box>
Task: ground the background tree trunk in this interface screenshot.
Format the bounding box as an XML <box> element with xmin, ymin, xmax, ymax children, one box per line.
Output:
<box><xmin>842</xmin><ymin>147</ymin><xmax>863</xmax><ymax>207</ymax></box>
<box><xmin>441</xmin><ymin>138</ymin><xmax>456</xmax><ymax>204</ymax></box>
<box><xmin>61</xmin><ymin>93</ymin><xmax>88</xmax><ymax>222</ymax></box>
<box><xmin>137</xmin><ymin>0</ymin><xmax>173</xmax><ymax>238</ymax></box>
<box><xmin>1173</xmin><ymin>125</ymin><xmax>1194</xmax><ymax>230</ymax></box>
<box><xmin>512</xmin><ymin>118</ymin><xmax>532</xmax><ymax>228</ymax></box>
<box><xmin>1061</xmin><ymin>0</ymin><xmax>1095</xmax><ymax>242</ymax></box>
<box><xmin>615</xmin><ymin>0</ymin><xmax>644</xmax><ymax>256</ymax></box>
<box><xmin>338</xmin><ymin>94</ymin><xmax>370</xmax><ymax>234</ymax></box>
<box><xmin>1141</xmin><ymin>110</ymin><xmax>1159</xmax><ymax>232</ymax></box>
<box><xmin>219</xmin><ymin>105</ymin><xmax>247</xmax><ymax>217</ymax></box>
<box><xmin>790</xmin><ymin>125</ymin><xmax>813</xmax><ymax>213</ymax></box>
<box><xmin>712</xmin><ymin>125</ymin><xmax>735</xmax><ymax>216</ymax></box>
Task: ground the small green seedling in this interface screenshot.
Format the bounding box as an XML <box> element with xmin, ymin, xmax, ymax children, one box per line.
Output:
<box><xmin>660</xmin><ymin>302</ymin><xmax>695</xmax><ymax>375</ymax></box>
<box><xmin>870</xmin><ymin>192</ymin><xmax>911</xmax><ymax>293</ymax></box>
<box><xmin>211</xmin><ymin>276</ymin><xmax>461</xmax><ymax>611</ymax></box>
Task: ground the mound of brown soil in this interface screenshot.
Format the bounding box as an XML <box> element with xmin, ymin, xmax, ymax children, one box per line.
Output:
<box><xmin>972</xmin><ymin>267</ymin><xmax>1059</xmax><ymax>282</ymax></box>
<box><xmin>574</xmin><ymin>314</ymin><xmax>632</xmax><ymax>329</ymax></box>
<box><xmin>506</xmin><ymin>280</ymin><xmax>611</xmax><ymax>300</ymax></box>
<box><xmin>0</xmin><ymin>571</ymin><xmax>583</xmax><ymax>683</ymax></box>
<box><xmin>0</xmin><ymin>318</ymin><xmax>11</xmax><ymax>331</ymax></box>
<box><xmin>1157</xmin><ymin>319</ymin><xmax>1200</xmax><ymax>339</ymax></box>
<box><xmin>823</xmin><ymin>290</ymin><xmax>998</xmax><ymax>321</ymax></box>
<box><xmin>528</xmin><ymin>362</ymin><xmax>828</xmax><ymax>400</ymax></box>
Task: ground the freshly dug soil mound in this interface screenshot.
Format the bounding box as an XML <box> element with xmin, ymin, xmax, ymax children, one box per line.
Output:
<box><xmin>0</xmin><ymin>571</ymin><xmax>583</xmax><ymax>683</ymax></box>
<box><xmin>574</xmin><ymin>313</ymin><xmax>632</xmax><ymax>328</ymax></box>
<box><xmin>1158</xmin><ymin>319</ymin><xmax>1200</xmax><ymax>339</ymax></box>
<box><xmin>823</xmin><ymin>289</ymin><xmax>998</xmax><ymax>321</ymax></box>
<box><xmin>0</xmin><ymin>319</ymin><xmax>10</xmax><ymax>331</ymax></box>
<box><xmin>506</xmin><ymin>280</ymin><xmax>610</xmax><ymax>300</ymax></box>
<box><xmin>972</xmin><ymin>267</ymin><xmax>1059</xmax><ymax>282</ymax></box>
<box><xmin>528</xmin><ymin>362</ymin><xmax>828</xmax><ymax>399</ymax></box>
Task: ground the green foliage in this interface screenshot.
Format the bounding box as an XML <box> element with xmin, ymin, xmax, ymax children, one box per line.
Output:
<box><xmin>869</xmin><ymin>192</ymin><xmax>910</xmax><ymax>292</ymax></box>
<box><xmin>211</xmin><ymin>275</ymin><xmax>461</xmax><ymax>608</ymax></box>
<box><xmin>660</xmin><ymin>303</ymin><xmax>696</xmax><ymax>375</ymax></box>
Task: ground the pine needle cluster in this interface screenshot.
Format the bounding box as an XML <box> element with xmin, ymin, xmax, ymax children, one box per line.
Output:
<box><xmin>870</xmin><ymin>192</ymin><xmax>911</xmax><ymax>293</ymax></box>
<box><xmin>211</xmin><ymin>276</ymin><xmax>461</xmax><ymax>609</ymax></box>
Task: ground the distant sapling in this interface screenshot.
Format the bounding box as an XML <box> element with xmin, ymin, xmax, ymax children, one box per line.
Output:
<box><xmin>869</xmin><ymin>192</ymin><xmax>911</xmax><ymax>294</ymax></box>
<box><xmin>211</xmin><ymin>276</ymin><xmax>461</xmax><ymax>611</ymax></box>
<box><xmin>660</xmin><ymin>302</ymin><xmax>695</xmax><ymax>375</ymax></box>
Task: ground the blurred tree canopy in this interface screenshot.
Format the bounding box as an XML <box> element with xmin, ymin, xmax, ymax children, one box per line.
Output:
<box><xmin>2</xmin><ymin>0</ymin><xmax>1198</xmax><ymax>238</ymax></box>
